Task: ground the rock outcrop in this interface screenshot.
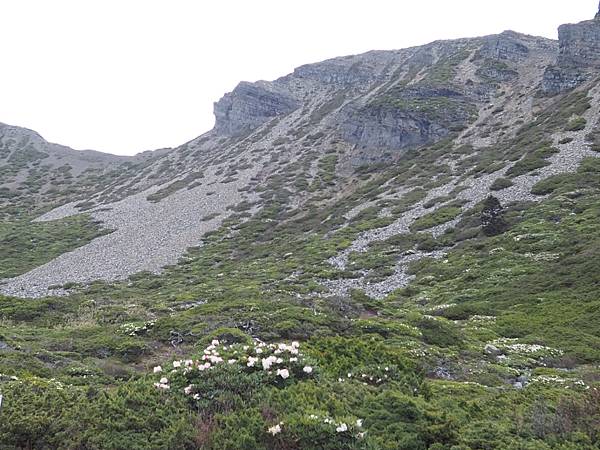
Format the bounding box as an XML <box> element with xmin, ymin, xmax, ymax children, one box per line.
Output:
<box><xmin>477</xmin><ymin>31</ymin><xmax>530</xmax><ymax>62</ymax></box>
<box><xmin>341</xmin><ymin>103</ymin><xmax>450</xmax><ymax>157</ymax></box>
<box><xmin>543</xmin><ymin>6</ymin><xmax>600</xmax><ymax>94</ymax></box>
<box><xmin>340</xmin><ymin>85</ymin><xmax>476</xmax><ymax>159</ymax></box>
<box><xmin>213</xmin><ymin>81</ymin><xmax>299</xmax><ymax>136</ymax></box>
<box><xmin>558</xmin><ymin>20</ymin><xmax>600</xmax><ymax>68</ymax></box>
<box><xmin>291</xmin><ymin>52</ymin><xmax>396</xmax><ymax>86</ymax></box>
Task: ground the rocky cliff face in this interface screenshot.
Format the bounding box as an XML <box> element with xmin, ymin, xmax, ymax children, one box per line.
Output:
<box><xmin>477</xmin><ymin>31</ymin><xmax>530</xmax><ymax>62</ymax></box>
<box><xmin>340</xmin><ymin>85</ymin><xmax>476</xmax><ymax>159</ymax></box>
<box><xmin>543</xmin><ymin>7</ymin><xmax>600</xmax><ymax>94</ymax></box>
<box><xmin>210</xmin><ymin>31</ymin><xmax>555</xmax><ymax>164</ymax></box>
<box><xmin>558</xmin><ymin>20</ymin><xmax>600</xmax><ymax>68</ymax></box>
<box><xmin>213</xmin><ymin>81</ymin><xmax>300</xmax><ymax>136</ymax></box>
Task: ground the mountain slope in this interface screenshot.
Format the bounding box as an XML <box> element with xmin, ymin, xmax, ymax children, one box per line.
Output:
<box><xmin>1</xmin><ymin>8</ymin><xmax>600</xmax><ymax>450</ymax></box>
<box><xmin>0</xmin><ymin>122</ymin><xmax>168</xmax><ymax>217</ymax></box>
<box><xmin>0</xmin><ymin>29</ymin><xmax>573</xmax><ymax>297</ymax></box>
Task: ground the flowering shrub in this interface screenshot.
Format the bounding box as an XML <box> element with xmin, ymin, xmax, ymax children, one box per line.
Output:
<box><xmin>490</xmin><ymin>338</ymin><xmax>564</xmax><ymax>357</ymax></box>
<box><xmin>203</xmin><ymin>406</ymin><xmax>371</xmax><ymax>450</ymax></box>
<box><xmin>263</xmin><ymin>414</ymin><xmax>368</xmax><ymax>449</ymax></box>
<box><xmin>529</xmin><ymin>375</ymin><xmax>588</xmax><ymax>390</ymax></box>
<box><xmin>119</xmin><ymin>320</ymin><xmax>156</xmax><ymax>336</ymax></box>
<box><xmin>339</xmin><ymin>364</ymin><xmax>403</xmax><ymax>387</ymax></box>
<box><xmin>151</xmin><ymin>339</ymin><xmax>317</xmax><ymax>413</ymax></box>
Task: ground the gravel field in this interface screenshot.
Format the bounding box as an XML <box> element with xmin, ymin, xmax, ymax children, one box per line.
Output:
<box><xmin>0</xmin><ymin>166</ymin><xmax>259</xmax><ymax>298</ymax></box>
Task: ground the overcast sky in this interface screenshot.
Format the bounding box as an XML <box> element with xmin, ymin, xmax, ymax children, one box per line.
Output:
<box><xmin>1</xmin><ymin>1</ymin><xmax>597</xmax><ymax>155</ymax></box>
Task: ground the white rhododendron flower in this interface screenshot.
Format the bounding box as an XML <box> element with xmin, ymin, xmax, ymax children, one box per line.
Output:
<box><xmin>336</xmin><ymin>423</ymin><xmax>348</xmax><ymax>433</ymax></box>
<box><xmin>268</xmin><ymin>423</ymin><xmax>282</xmax><ymax>435</ymax></box>
<box><xmin>183</xmin><ymin>385</ymin><xmax>194</xmax><ymax>395</ymax></box>
<box><xmin>277</xmin><ymin>368</ymin><xmax>290</xmax><ymax>379</ymax></box>
<box><xmin>173</xmin><ymin>361</ymin><xmax>182</xmax><ymax>368</ymax></box>
<box><xmin>159</xmin><ymin>377</ymin><xmax>168</xmax><ymax>384</ymax></box>
<box><xmin>303</xmin><ymin>366</ymin><xmax>313</xmax><ymax>373</ymax></box>
<box><xmin>211</xmin><ymin>339</ymin><xmax>220</xmax><ymax>346</ymax></box>
<box><xmin>262</xmin><ymin>355</ymin><xmax>278</xmax><ymax>370</ymax></box>
<box><xmin>356</xmin><ymin>419</ymin><xmax>363</xmax><ymax>427</ymax></box>
<box><xmin>247</xmin><ymin>356</ymin><xmax>258</xmax><ymax>367</ymax></box>
<box><xmin>153</xmin><ymin>366</ymin><xmax>162</xmax><ymax>373</ymax></box>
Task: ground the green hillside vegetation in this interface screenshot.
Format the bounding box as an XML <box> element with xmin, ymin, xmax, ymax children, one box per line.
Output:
<box><xmin>0</xmin><ymin>215</ymin><xmax>110</xmax><ymax>279</ymax></box>
<box><xmin>1</xmin><ymin>149</ymin><xmax>599</xmax><ymax>448</ymax></box>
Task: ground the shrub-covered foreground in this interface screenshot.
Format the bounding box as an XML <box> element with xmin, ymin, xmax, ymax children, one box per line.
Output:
<box><xmin>3</xmin><ymin>335</ymin><xmax>599</xmax><ymax>449</ymax></box>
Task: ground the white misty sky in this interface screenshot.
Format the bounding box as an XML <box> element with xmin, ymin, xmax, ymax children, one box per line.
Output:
<box><xmin>0</xmin><ymin>1</ymin><xmax>596</xmax><ymax>155</ymax></box>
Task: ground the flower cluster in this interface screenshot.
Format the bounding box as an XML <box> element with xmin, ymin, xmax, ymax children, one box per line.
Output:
<box><xmin>265</xmin><ymin>416</ymin><xmax>365</xmax><ymax>439</ymax></box>
<box><xmin>490</xmin><ymin>338</ymin><xmax>563</xmax><ymax>357</ymax></box>
<box><xmin>424</xmin><ymin>303</ymin><xmax>457</xmax><ymax>312</ymax></box>
<box><xmin>268</xmin><ymin>422</ymin><xmax>283</xmax><ymax>435</ymax></box>
<box><xmin>151</xmin><ymin>339</ymin><xmax>316</xmax><ymax>396</ymax></box>
<box><xmin>469</xmin><ymin>315</ymin><xmax>496</xmax><ymax>323</ymax></box>
<box><xmin>310</xmin><ymin>415</ymin><xmax>365</xmax><ymax>437</ymax></box>
<box><xmin>337</xmin><ymin>365</ymin><xmax>399</xmax><ymax>386</ymax></box>
<box><xmin>530</xmin><ymin>375</ymin><xmax>588</xmax><ymax>390</ymax></box>
<box><xmin>120</xmin><ymin>320</ymin><xmax>156</xmax><ymax>336</ymax></box>
<box><xmin>523</xmin><ymin>252</ymin><xmax>560</xmax><ymax>262</ymax></box>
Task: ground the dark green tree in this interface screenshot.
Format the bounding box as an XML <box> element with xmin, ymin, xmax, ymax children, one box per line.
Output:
<box><xmin>480</xmin><ymin>195</ymin><xmax>507</xmax><ymax>236</ymax></box>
